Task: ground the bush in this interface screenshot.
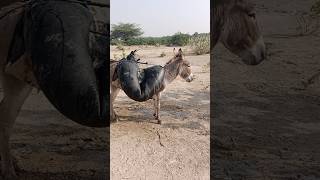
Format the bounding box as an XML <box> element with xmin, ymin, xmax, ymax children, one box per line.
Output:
<box><xmin>111</xmin><ymin>39</ymin><xmax>123</xmax><ymax>46</ymax></box>
<box><xmin>159</xmin><ymin>52</ymin><xmax>166</xmax><ymax>57</ymax></box>
<box><xmin>123</xmin><ymin>33</ymin><xmax>191</xmax><ymax>46</ymax></box>
<box><xmin>189</xmin><ymin>33</ymin><xmax>210</xmax><ymax>55</ymax></box>
<box><xmin>116</xmin><ymin>44</ymin><xmax>125</xmax><ymax>51</ymax></box>
<box><xmin>170</xmin><ymin>32</ymin><xmax>191</xmax><ymax>46</ymax></box>
<box><xmin>311</xmin><ymin>0</ymin><xmax>320</xmax><ymax>15</ymax></box>
<box><xmin>125</xmin><ymin>36</ymin><xmax>172</xmax><ymax>46</ymax></box>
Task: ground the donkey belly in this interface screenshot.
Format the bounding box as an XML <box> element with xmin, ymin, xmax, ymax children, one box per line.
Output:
<box><xmin>118</xmin><ymin>61</ymin><xmax>164</xmax><ymax>102</ymax></box>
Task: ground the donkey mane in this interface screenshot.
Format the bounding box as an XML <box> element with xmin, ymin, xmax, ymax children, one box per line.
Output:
<box><xmin>163</xmin><ymin>56</ymin><xmax>181</xmax><ymax>83</ymax></box>
<box><xmin>212</xmin><ymin>0</ymin><xmax>256</xmax><ymax>31</ymax></box>
<box><xmin>212</xmin><ymin>0</ymin><xmax>255</xmax><ymax>32</ymax></box>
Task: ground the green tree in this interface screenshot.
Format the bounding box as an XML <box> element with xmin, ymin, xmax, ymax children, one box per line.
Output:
<box><xmin>170</xmin><ymin>32</ymin><xmax>191</xmax><ymax>46</ymax></box>
<box><xmin>111</xmin><ymin>23</ymin><xmax>144</xmax><ymax>43</ymax></box>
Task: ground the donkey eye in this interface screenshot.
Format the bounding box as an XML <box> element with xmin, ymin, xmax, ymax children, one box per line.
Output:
<box><xmin>248</xmin><ymin>12</ymin><xmax>256</xmax><ymax>18</ymax></box>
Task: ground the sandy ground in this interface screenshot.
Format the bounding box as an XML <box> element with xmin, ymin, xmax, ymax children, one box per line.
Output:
<box><xmin>213</xmin><ymin>0</ymin><xmax>320</xmax><ymax>179</ymax></box>
<box><xmin>110</xmin><ymin>46</ymin><xmax>210</xmax><ymax>179</ymax></box>
<box><xmin>0</xmin><ymin>45</ymin><xmax>209</xmax><ymax>180</ymax></box>
<box><xmin>0</xmin><ymin>89</ymin><xmax>108</xmax><ymax>179</ymax></box>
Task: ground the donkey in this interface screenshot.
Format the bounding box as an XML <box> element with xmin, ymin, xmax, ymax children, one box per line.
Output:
<box><xmin>212</xmin><ymin>0</ymin><xmax>266</xmax><ymax>65</ymax></box>
<box><xmin>110</xmin><ymin>48</ymin><xmax>194</xmax><ymax>124</ymax></box>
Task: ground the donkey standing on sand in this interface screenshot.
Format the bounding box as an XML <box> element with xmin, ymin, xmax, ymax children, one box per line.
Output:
<box><xmin>212</xmin><ymin>0</ymin><xmax>266</xmax><ymax>65</ymax></box>
<box><xmin>110</xmin><ymin>48</ymin><xmax>194</xmax><ymax>124</ymax></box>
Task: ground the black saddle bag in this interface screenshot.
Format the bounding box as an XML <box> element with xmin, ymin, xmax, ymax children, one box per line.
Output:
<box><xmin>29</xmin><ymin>0</ymin><xmax>109</xmax><ymax>127</ymax></box>
<box><xmin>117</xmin><ymin>58</ymin><xmax>164</xmax><ymax>102</ymax></box>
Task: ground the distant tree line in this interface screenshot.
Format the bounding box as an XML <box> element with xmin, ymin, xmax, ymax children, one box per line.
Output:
<box><xmin>111</xmin><ymin>23</ymin><xmax>205</xmax><ymax>46</ymax></box>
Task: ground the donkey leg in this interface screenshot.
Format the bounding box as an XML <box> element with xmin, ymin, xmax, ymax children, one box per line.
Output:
<box><xmin>110</xmin><ymin>85</ymin><xmax>120</xmax><ymax>122</ymax></box>
<box><xmin>154</xmin><ymin>93</ymin><xmax>161</xmax><ymax>124</ymax></box>
<box><xmin>152</xmin><ymin>96</ymin><xmax>157</xmax><ymax>118</ymax></box>
<box><xmin>0</xmin><ymin>74</ymin><xmax>32</xmax><ymax>179</ymax></box>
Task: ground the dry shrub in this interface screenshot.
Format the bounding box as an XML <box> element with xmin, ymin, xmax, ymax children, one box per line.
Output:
<box><xmin>189</xmin><ymin>34</ymin><xmax>210</xmax><ymax>55</ymax></box>
<box><xmin>159</xmin><ymin>52</ymin><xmax>166</xmax><ymax>57</ymax></box>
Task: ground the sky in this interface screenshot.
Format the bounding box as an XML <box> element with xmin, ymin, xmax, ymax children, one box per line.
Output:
<box><xmin>110</xmin><ymin>0</ymin><xmax>210</xmax><ymax>37</ymax></box>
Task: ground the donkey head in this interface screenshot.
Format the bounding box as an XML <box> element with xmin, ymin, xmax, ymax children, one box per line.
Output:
<box><xmin>167</xmin><ymin>48</ymin><xmax>194</xmax><ymax>82</ymax></box>
<box><xmin>215</xmin><ymin>0</ymin><xmax>266</xmax><ymax>65</ymax></box>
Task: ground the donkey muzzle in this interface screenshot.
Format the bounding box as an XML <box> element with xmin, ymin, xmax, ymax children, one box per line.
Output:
<box><xmin>186</xmin><ymin>73</ymin><xmax>194</xmax><ymax>82</ymax></box>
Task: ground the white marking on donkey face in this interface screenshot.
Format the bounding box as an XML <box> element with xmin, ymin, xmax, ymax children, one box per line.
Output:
<box><xmin>249</xmin><ymin>36</ymin><xmax>266</xmax><ymax>61</ymax></box>
<box><xmin>185</xmin><ymin>73</ymin><xmax>194</xmax><ymax>82</ymax></box>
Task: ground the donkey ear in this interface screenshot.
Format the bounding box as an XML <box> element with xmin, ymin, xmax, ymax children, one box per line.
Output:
<box><xmin>173</xmin><ymin>48</ymin><xmax>177</xmax><ymax>55</ymax></box>
<box><xmin>177</xmin><ymin>48</ymin><xmax>183</xmax><ymax>56</ymax></box>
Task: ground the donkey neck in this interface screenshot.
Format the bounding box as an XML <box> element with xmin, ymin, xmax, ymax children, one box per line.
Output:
<box><xmin>163</xmin><ymin>60</ymin><xmax>181</xmax><ymax>84</ymax></box>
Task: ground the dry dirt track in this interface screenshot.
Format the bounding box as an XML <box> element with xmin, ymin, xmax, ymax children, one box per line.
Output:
<box><xmin>111</xmin><ymin>46</ymin><xmax>210</xmax><ymax>180</ymax></box>
<box><xmin>213</xmin><ymin>0</ymin><xmax>320</xmax><ymax>179</ymax></box>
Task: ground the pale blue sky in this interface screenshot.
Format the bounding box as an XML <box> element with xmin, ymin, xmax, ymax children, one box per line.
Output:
<box><xmin>110</xmin><ymin>0</ymin><xmax>210</xmax><ymax>37</ymax></box>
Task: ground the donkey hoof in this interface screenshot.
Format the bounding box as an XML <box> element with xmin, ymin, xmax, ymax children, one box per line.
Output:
<box><xmin>157</xmin><ymin>120</ymin><xmax>162</xmax><ymax>125</ymax></box>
